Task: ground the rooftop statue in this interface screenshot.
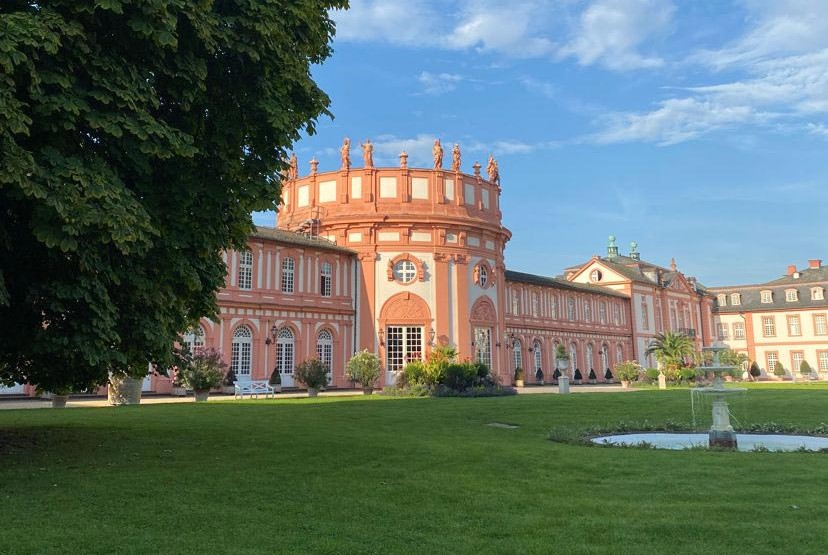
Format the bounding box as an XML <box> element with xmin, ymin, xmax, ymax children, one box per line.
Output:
<box><xmin>486</xmin><ymin>154</ymin><xmax>500</xmax><ymax>185</ymax></box>
<box><xmin>451</xmin><ymin>143</ymin><xmax>461</xmax><ymax>172</ymax></box>
<box><xmin>433</xmin><ymin>139</ymin><xmax>443</xmax><ymax>169</ymax></box>
<box><xmin>340</xmin><ymin>137</ymin><xmax>351</xmax><ymax>170</ymax></box>
<box><xmin>399</xmin><ymin>150</ymin><xmax>408</xmax><ymax>169</ymax></box>
<box><xmin>288</xmin><ymin>153</ymin><xmax>298</xmax><ymax>180</ymax></box>
<box><xmin>361</xmin><ymin>139</ymin><xmax>374</xmax><ymax>168</ymax></box>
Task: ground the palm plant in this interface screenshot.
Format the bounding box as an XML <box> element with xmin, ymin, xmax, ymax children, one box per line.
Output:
<box><xmin>645</xmin><ymin>332</ymin><xmax>694</xmax><ymax>373</ymax></box>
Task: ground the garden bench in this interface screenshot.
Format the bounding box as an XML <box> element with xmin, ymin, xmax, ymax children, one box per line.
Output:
<box><xmin>233</xmin><ymin>380</ymin><xmax>276</xmax><ymax>399</ymax></box>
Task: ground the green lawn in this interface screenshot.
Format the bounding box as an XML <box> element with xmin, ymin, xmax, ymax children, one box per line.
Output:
<box><xmin>1</xmin><ymin>386</ymin><xmax>827</xmax><ymax>554</ymax></box>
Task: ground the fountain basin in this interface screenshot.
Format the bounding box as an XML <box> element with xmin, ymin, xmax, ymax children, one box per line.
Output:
<box><xmin>592</xmin><ymin>432</ymin><xmax>828</xmax><ymax>452</ymax></box>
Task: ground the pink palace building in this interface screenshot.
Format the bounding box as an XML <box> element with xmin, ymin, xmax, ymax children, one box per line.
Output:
<box><xmin>4</xmin><ymin>139</ymin><xmax>737</xmax><ymax>396</ymax></box>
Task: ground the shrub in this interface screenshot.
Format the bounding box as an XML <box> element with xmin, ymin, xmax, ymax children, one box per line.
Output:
<box><xmin>573</xmin><ymin>368</ymin><xmax>582</xmax><ymax>381</ymax></box>
<box><xmin>224</xmin><ymin>368</ymin><xmax>236</xmax><ymax>387</ymax></box>
<box><xmin>552</xmin><ymin>368</ymin><xmax>561</xmax><ymax>380</ymax></box>
<box><xmin>615</xmin><ymin>361</ymin><xmax>642</xmax><ymax>382</ymax></box>
<box><xmin>398</xmin><ymin>360</ymin><xmax>426</xmax><ymax>388</ymax></box>
<box><xmin>749</xmin><ymin>361</ymin><xmax>761</xmax><ymax>378</ymax></box>
<box><xmin>178</xmin><ymin>348</ymin><xmax>227</xmax><ymax>391</ymax></box>
<box><xmin>514</xmin><ymin>367</ymin><xmax>525</xmax><ymax>381</ymax></box>
<box><xmin>345</xmin><ymin>350</ymin><xmax>382</xmax><ymax>388</ymax></box>
<box><xmin>644</xmin><ymin>368</ymin><xmax>660</xmax><ymax>383</ymax></box>
<box><xmin>588</xmin><ymin>368</ymin><xmax>596</xmax><ymax>381</ymax></box>
<box><xmin>604</xmin><ymin>368</ymin><xmax>613</xmax><ymax>380</ymax></box>
<box><xmin>294</xmin><ymin>357</ymin><xmax>329</xmax><ymax>390</ymax></box>
<box><xmin>268</xmin><ymin>366</ymin><xmax>281</xmax><ymax>385</ymax></box>
<box><xmin>472</xmin><ymin>361</ymin><xmax>489</xmax><ymax>379</ymax></box>
<box><xmin>678</xmin><ymin>367</ymin><xmax>697</xmax><ymax>383</ymax></box>
<box><xmin>443</xmin><ymin>363</ymin><xmax>477</xmax><ymax>391</ymax></box>
<box><xmin>800</xmin><ymin>360</ymin><xmax>813</xmax><ymax>376</ymax></box>
<box><xmin>535</xmin><ymin>368</ymin><xmax>544</xmax><ymax>382</ymax></box>
<box><xmin>773</xmin><ymin>361</ymin><xmax>786</xmax><ymax>377</ymax></box>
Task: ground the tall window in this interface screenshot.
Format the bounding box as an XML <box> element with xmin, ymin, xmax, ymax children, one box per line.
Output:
<box><xmin>616</xmin><ymin>345</ymin><xmax>624</xmax><ymax>365</ymax></box>
<box><xmin>787</xmin><ymin>315</ymin><xmax>801</xmax><ymax>336</ymax></box>
<box><xmin>814</xmin><ymin>314</ymin><xmax>827</xmax><ymax>335</ymax></box>
<box><xmin>533</xmin><ymin>340</ymin><xmax>542</xmax><ymax>371</ymax></box>
<box><xmin>276</xmin><ymin>328</ymin><xmax>295</xmax><ymax>378</ymax></box>
<box><xmin>766</xmin><ymin>352</ymin><xmax>778</xmax><ymax>374</ymax></box>
<box><xmin>512</xmin><ymin>340</ymin><xmax>523</xmax><ymax>370</ymax></box>
<box><xmin>281</xmin><ymin>257</ymin><xmax>295</xmax><ymax>293</ymax></box>
<box><xmin>819</xmin><ymin>352</ymin><xmax>828</xmax><ymax>372</ymax></box>
<box><xmin>320</xmin><ymin>262</ymin><xmax>332</xmax><ymax>297</ymax></box>
<box><xmin>231</xmin><ymin>325</ymin><xmax>253</xmax><ymax>378</ymax></box>
<box><xmin>532</xmin><ymin>293</ymin><xmax>539</xmax><ymax>318</ymax></box>
<box><xmin>762</xmin><ymin>316</ymin><xmax>776</xmax><ymax>337</ymax></box>
<box><xmin>669</xmin><ymin>301</ymin><xmax>677</xmax><ymax>330</ymax></box>
<box><xmin>600</xmin><ymin>345</ymin><xmax>609</xmax><ymax>371</ymax></box>
<box><xmin>760</xmin><ymin>290</ymin><xmax>772</xmax><ymax>303</ymax></box>
<box><xmin>717</xmin><ymin>323</ymin><xmax>729</xmax><ymax>341</ymax></box>
<box><xmin>567</xmin><ymin>298</ymin><xmax>576</xmax><ymax>321</ymax></box>
<box><xmin>474</xmin><ymin>328</ymin><xmax>492</xmax><ymax>369</ymax></box>
<box><xmin>785</xmin><ymin>289</ymin><xmax>798</xmax><ymax>302</ymax></box>
<box><xmin>551</xmin><ymin>296</ymin><xmax>559</xmax><ymax>319</ymax></box>
<box><xmin>599</xmin><ymin>302</ymin><xmax>607</xmax><ymax>324</ymax></box>
<box><xmin>654</xmin><ymin>298</ymin><xmax>662</xmax><ymax>331</ymax></box>
<box><xmin>792</xmin><ymin>352</ymin><xmax>804</xmax><ymax>375</ymax></box>
<box><xmin>586</xmin><ymin>344</ymin><xmax>594</xmax><ymax>371</ymax></box>
<box><xmin>238</xmin><ymin>251</ymin><xmax>253</xmax><ymax>290</ymax></box>
<box><xmin>511</xmin><ymin>290</ymin><xmax>520</xmax><ymax>315</ymax></box>
<box><xmin>386</xmin><ymin>326</ymin><xmax>422</xmax><ymax>372</ymax></box>
<box><xmin>733</xmin><ymin>322</ymin><xmax>746</xmax><ymax>340</ymax></box>
<box><xmin>583</xmin><ymin>301</ymin><xmax>592</xmax><ymax>322</ymax></box>
<box><xmin>613</xmin><ymin>303</ymin><xmax>621</xmax><ymax>325</ymax></box>
<box><xmin>182</xmin><ymin>326</ymin><xmax>205</xmax><ymax>354</ymax></box>
<box><xmin>641</xmin><ymin>299</ymin><xmax>650</xmax><ymax>331</ymax></box>
<box><xmin>730</xmin><ymin>293</ymin><xmax>741</xmax><ymax>306</ymax></box>
<box><xmin>316</xmin><ymin>330</ymin><xmax>333</xmax><ymax>377</ymax></box>
<box><xmin>717</xmin><ymin>294</ymin><xmax>727</xmax><ymax>306</ymax></box>
<box><xmin>569</xmin><ymin>343</ymin><xmax>578</xmax><ymax>375</ymax></box>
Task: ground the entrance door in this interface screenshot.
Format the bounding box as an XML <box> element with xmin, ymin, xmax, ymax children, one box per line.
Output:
<box><xmin>385</xmin><ymin>326</ymin><xmax>423</xmax><ymax>385</ymax></box>
<box><xmin>276</xmin><ymin>328</ymin><xmax>295</xmax><ymax>387</ymax></box>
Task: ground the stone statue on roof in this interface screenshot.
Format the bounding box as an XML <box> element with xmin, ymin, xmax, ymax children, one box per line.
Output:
<box><xmin>433</xmin><ymin>139</ymin><xmax>443</xmax><ymax>169</ymax></box>
<box><xmin>340</xmin><ymin>137</ymin><xmax>351</xmax><ymax>170</ymax></box>
<box><xmin>486</xmin><ymin>154</ymin><xmax>500</xmax><ymax>185</ymax></box>
<box><xmin>288</xmin><ymin>153</ymin><xmax>298</xmax><ymax>180</ymax></box>
<box><xmin>451</xmin><ymin>143</ymin><xmax>461</xmax><ymax>172</ymax></box>
<box><xmin>361</xmin><ymin>139</ymin><xmax>374</xmax><ymax>168</ymax></box>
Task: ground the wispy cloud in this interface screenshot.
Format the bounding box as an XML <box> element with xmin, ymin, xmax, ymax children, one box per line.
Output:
<box><xmin>367</xmin><ymin>134</ymin><xmax>558</xmax><ymax>167</ymax></box>
<box><xmin>418</xmin><ymin>71</ymin><xmax>464</xmax><ymax>95</ymax></box>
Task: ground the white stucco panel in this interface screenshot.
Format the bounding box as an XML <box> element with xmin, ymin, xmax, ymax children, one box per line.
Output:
<box><xmin>379</xmin><ymin>177</ymin><xmax>397</xmax><ymax>198</ymax></box>
<box><xmin>297</xmin><ymin>185</ymin><xmax>309</xmax><ymax>207</ymax></box>
<box><xmin>411</xmin><ymin>177</ymin><xmax>429</xmax><ymax>200</ymax></box>
<box><xmin>318</xmin><ymin>180</ymin><xmax>337</xmax><ymax>203</ymax></box>
<box><xmin>350</xmin><ymin>176</ymin><xmax>362</xmax><ymax>199</ymax></box>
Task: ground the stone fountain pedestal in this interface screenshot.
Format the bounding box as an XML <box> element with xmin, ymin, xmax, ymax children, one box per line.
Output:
<box><xmin>708</xmin><ymin>397</ymin><xmax>738</xmax><ymax>448</ymax></box>
<box><xmin>694</xmin><ymin>342</ymin><xmax>745</xmax><ymax>450</ymax></box>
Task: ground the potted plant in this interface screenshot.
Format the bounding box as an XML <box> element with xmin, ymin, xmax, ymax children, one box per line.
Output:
<box><xmin>573</xmin><ymin>368</ymin><xmax>582</xmax><ymax>385</ymax></box>
<box><xmin>222</xmin><ymin>368</ymin><xmax>236</xmax><ymax>394</ymax></box>
<box><xmin>108</xmin><ymin>366</ymin><xmax>146</xmax><ymax>406</ymax></box>
<box><xmin>38</xmin><ymin>387</ymin><xmax>72</xmax><ymax>408</ymax></box>
<box><xmin>514</xmin><ymin>367</ymin><xmax>524</xmax><ymax>387</ymax></box>
<box><xmin>615</xmin><ymin>361</ymin><xmax>641</xmax><ymax>388</ymax></box>
<box><xmin>604</xmin><ymin>368</ymin><xmax>614</xmax><ymax>384</ymax></box>
<box><xmin>345</xmin><ymin>349</ymin><xmax>382</xmax><ymax>395</ymax></box>
<box><xmin>588</xmin><ymin>368</ymin><xmax>597</xmax><ymax>384</ymax></box>
<box><xmin>799</xmin><ymin>360</ymin><xmax>814</xmax><ymax>382</ymax></box>
<box><xmin>773</xmin><ymin>361</ymin><xmax>786</xmax><ymax>381</ymax></box>
<box><xmin>178</xmin><ymin>348</ymin><xmax>227</xmax><ymax>402</ymax></box>
<box><xmin>269</xmin><ymin>366</ymin><xmax>282</xmax><ymax>393</ymax></box>
<box><xmin>294</xmin><ymin>357</ymin><xmax>329</xmax><ymax>397</ymax></box>
<box><xmin>535</xmin><ymin>368</ymin><xmax>544</xmax><ymax>386</ymax></box>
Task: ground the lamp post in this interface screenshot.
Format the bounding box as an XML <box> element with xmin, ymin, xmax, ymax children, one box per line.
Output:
<box><xmin>264</xmin><ymin>324</ymin><xmax>281</xmax><ymax>391</ymax></box>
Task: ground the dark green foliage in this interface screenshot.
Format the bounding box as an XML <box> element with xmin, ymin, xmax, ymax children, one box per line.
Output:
<box><xmin>178</xmin><ymin>348</ymin><xmax>226</xmax><ymax>391</ymax></box>
<box><xmin>645</xmin><ymin>368</ymin><xmax>661</xmax><ymax>383</ymax></box>
<box><xmin>573</xmin><ymin>368</ymin><xmax>582</xmax><ymax>380</ymax></box>
<box><xmin>552</xmin><ymin>368</ymin><xmax>561</xmax><ymax>380</ymax></box>
<box><xmin>224</xmin><ymin>367</ymin><xmax>236</xmax><ymax>387</ymax></box>
<box><xmin>535</xmin><ymin>368</ymin><xmax>544</xmax><ymax>382</ymax></box>
<box><xmin>604</xmin><ymin>368</ymin><xmax>613</xmax><ymax>380</ymax></box>
<box><xmin>268</xmin><ymin>366</ymin><xmax>281</xmax><ymax>386</ymax></box>
<box><xmin>514</xmin><ymin>367</ymin><xmax>524</xmax><ymax>381</ymax></box>
<box><xmin>294</xmin><ymin>357</ymin><xmax>329</xmax><ymax>390</ymax></box>
<box><xmin>773</xmin><ymin>361</ymin><xmax>786</xmax><ymax>377</ymax></box>
<box><xmin>588</xmin><ymin>368</ymin><xmax>596</xmax><ymax>380</ymax></box>
<box><xmin>749</xmin><ymin>361</ymin><xmax>761</xmax><ymax>377</ymax></box>
<box><xmin>443</xmin><ymin>363</ymin><xmax>478</xmax><ymax>391</ymax></box>
<box><xmin>800</xmin><ymin>360</ymin><xmax>813</xmax><ymax>376</ymax></box>
<box><xmin>0</xmin><ymin>1</ymin><xmax>345</xmax><ymax>392</ymax></box>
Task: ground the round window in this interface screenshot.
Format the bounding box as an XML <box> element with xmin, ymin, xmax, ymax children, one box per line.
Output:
<box><xmin>393</xmin><ymin>260</ymin><xmax>417</xmax><ymax>284</ymax></box>
<box><xmin>590</xmin><ymin>269</ymin><xmax>602</xmax><ymax>282</ymax></box>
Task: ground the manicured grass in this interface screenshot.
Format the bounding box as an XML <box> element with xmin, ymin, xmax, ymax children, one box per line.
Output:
<box><xmin>1</xmin><ymin>387</ymin><xmax>827</xmax><ymax>554</ymax></box>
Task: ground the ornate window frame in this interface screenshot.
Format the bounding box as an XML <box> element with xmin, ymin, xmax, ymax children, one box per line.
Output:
<box><xmin>473</xmin><ymin>260</ymin><xmax>495</xmax><ymax>289</ymax></box>
<box><xmin>387</xmin><ymin>253</ymin><xmax>426</xmax><ymax>284</ymax></box>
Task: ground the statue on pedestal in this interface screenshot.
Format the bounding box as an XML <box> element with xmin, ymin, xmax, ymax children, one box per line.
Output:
<box><xmin>361</xmin><ymin>139</ymin><xmax>374</xmax><ymax>168</ymax></box>
<box><xmin>451</xmin><ymin>143</ymin><xmax>461</xmax><ymax>172</ymax></box>
<box><xmin>288</xmin><ymin>153</ymin><xmax>298</xmax><ymax>180</ymax></box>
<box><xmin>340</xmin><ymin>137</ymin><xmax>351</xmax><ymax>170</ymax></box>
<box><xmin>486</xmin><ymin>154</ymin><xmax>500</xmax><ymax>185</ymax></box>
<box><xmin>399</xmin><ymin>151</ymin><xmax>408</xmax><ymax>169</ymax></box>
<box><xmin>433</xmin><ymin>139</ymin><xmax>443</xmax><ymax>169</ymax></box>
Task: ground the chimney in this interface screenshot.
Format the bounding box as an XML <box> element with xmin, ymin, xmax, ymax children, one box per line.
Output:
<box><xmin>809</xmin><ymin>259</ymin><xmax>822</xmax><ymax>269</ymax></box>
<box><xmin>787</xmin><ymin>265</ymin><xmax>797</xmax><ymax>276</ymax></box>
<box><xmin>607</xmin><ymin>235</ymin><xmax>619</xmax><ymax>259</ymax></box>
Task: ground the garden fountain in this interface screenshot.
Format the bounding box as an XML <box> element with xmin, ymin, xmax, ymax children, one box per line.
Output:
<box><xmin>692</xmin><ymin>342</ymin><xmax>745</xmax><ymax>449</ymax></box>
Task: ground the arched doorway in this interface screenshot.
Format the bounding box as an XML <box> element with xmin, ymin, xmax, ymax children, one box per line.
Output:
<box><xmin>379</xmin><ymin>292</ymin><xmax>433</xmax><ymax>386</ymax></box>
<box><xmin>470</xmin><ymin>296</ymin><xmax>497</xmax><ymax>374</ymax></box>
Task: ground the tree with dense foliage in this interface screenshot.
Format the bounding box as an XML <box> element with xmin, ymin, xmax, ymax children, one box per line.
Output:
<box><xmin>0</xmin><ymin>1</ymin><xmax>346</xmax><ymax>392</ymax></box>
<box><xmin>749</xmin><ymin>361</ymin><xmax>761</xmax><ymax>380</ymax></box>
<box><xmin>645</xmin><ymin>332</ymin><xmax>695</xmax><ymax>373</ymax></box>
<box><xmin>773</xmin><ymin>361</ymin><xmax>786</xmax><ymax>378</ymax></box>
<box><xmin>799</xmin><ymin>360</ymin><xmax>813</xmax><ymax>378</ymax></box>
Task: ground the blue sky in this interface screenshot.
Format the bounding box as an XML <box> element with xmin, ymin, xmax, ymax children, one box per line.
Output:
<box><xmin>254</xmin><ymin>0</ymin><xmax>828</xmax><ymax>286</ymax></box>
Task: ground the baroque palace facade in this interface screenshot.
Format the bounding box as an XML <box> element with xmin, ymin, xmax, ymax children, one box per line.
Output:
<box><xmin>2</xmin><ymin>140</ymin><xmax>824</xmax><ymax>396</ymax></box>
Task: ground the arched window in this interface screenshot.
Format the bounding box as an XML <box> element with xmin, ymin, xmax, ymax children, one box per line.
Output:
<box><xmin>616</xmin><ymin>344</ymin><xmax>624</xmax><ymax>364</ymax></box>
<box><xmin>584</xmin><ymin>300</ymin><xmax>592</xmax><ymax>322</ymax></box>
<box><xmin>316</xmin><ymin>329</ymin><xmax>333</xmax><ymax>377</ymax></box>
<box><xmin>231</xmin><ymin>326</ymin><xmax>253</xmax><ymax>378</ymax></box>
<box><xmin>281</xmin><ymin>257</ymin><xmax>295</xmax><ymax>293</ymax></box>
<box><xmin>512</xmin><ymin>340</ymin><xmax>523</xmax><ymax>370</ymax></box>
<box><xmin>613</xmin><ymin>303</ymin><xmax>621</xmax><ymax>325</ymax></box>
<box><xmin>586</xmin><ymin>343</ymin><xmax>594</xmax><ymax>371</ymax></box>
<box><xmin>276</xmin><ymin>328</ymin><xmax>295</xmax><ymax>377</ymax></box>
<box><xmin>320</xmin><ymin>262</ymin><xmax>332</xmax><ymax>297</ymax></box>
<box><xmin>569</xmin><ymin>343</ymin><xmax>578</xmax><ymax>376</ymax></box>
<box><xmin>533</xmin><ymin>340</ymin><xmax>542</xmax><ymax>371</ymax></box>
<box><xmin>479</xmin><ymin>266</ymin><xmax>488</xmax><ymax>287</ymax></box>
<box><xmin>182</xmin><ymin>326</ymin><xmax>205</xmax><ymax>354</ymax></box>
<box><xmin>238</xmin><ymin>251</ymin><xmax>253</xmax><ymax>290</ymax></box>
<box><xmin>600</xmin><ymin>344</ymin><xmax>609</xmax><ymax>371</ymax></box>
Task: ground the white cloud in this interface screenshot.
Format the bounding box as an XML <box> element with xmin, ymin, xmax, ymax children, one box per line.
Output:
<box><xmin>418</xmin><ymin>72</ymin><xmax>464</xmax><ymax>95</ymax></box>
<box><xmin>333</xmin><ymin>1</ymin><xmax>443</xmax><ymax>46</ymax></box>
<box><xmin>558</xmin><ymin>0</ymin><xmax>674</xmax><ymax>70</ymax></box>
<box><xmin>446</xmin><ymin>2</ymin><xmax>557</xmax><ymax>58</ymax></box>
<box><xmin>368</xmin><ymin>134</ymin><xmax>556</xmax><ymax>167</ymax></box>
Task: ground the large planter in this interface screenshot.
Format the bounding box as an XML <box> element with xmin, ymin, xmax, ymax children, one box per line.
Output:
<box><xmin>272</xmin><ymin>384</ymin><xmax>282</xmax><ymax>393</ymax></box>
<box><xmin>221</xmin><ymin>385</ymin><xmax>235</xmax><ymax>395</ymax></box>
<box><xmin>51</xmin><ymin>395</ymin><xmax>69</xmax><ymax>408</ymax></box>
<box><xmin>108</xmin><ymin>376</ymin><xmax>143</xmax><ymax>406</ymax></box>
<box><xmin>621</xmin><ymin>380</ymin><xmax>630</xmax><ymax>389</ymax></box>
<box><xmin>514</xmin><ymin>379</ymin><xmax>524</xmax><ymax>387</ymax></box>
<box><xmin>308</xmin><ymin>388</ymin><xmax>319</xmax><ymax>398</ymax></box>
<box><xmin>172</xmin><ymin>386</ymin><xmax>187</xmax><ymax>397</ymax></box>
<box><xmin>194</xmin><ymin>389</ymin><xmax>210</xmax><ymax>402</ymax></box>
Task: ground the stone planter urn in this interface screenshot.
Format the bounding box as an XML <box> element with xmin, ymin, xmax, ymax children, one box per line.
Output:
<box><xmin>108</xmin><ymin>375</ymin><xmax>143</xmax><ymax>406</ymax></box>
<box><xmin>51</xmin><ymin>395</ymin><xmax>69</xmax><ymax>408</ymax></box>
<box><xmin>172</xmin><ymin>386</ymin><xmax>187</xmax><ymax>397</ymax></box>
<box><xmin>621</xmin><ymin>380</ymin><xmax>630</xmax><ymax>389</ymax></box>
<box><xmin>221</xmin><ymin>385</ymin><xmax>235</xmax><ymax>395</ymax></box>
<box><xmin>556</xmin><ymin>359</ymin><xmax>570</xmax><ymax>394</ymax></box>
<box><xmin>194</xmin><ymin>389</ymin><xmax>210</xmax><ymax>402</ymax></box>
<box><xmin>308</xmin><ymin>388</ymin><xmax>319</xmax><ymax>398</ymax></box>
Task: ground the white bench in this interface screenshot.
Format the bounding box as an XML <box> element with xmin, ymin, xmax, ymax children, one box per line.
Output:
<box><xmin>234</xmin><ymin>380</ymin><xmax>277</xmax><ymax>399</ymax></box>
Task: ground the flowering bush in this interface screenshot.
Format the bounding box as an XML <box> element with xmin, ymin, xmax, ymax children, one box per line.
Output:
<box><xmin>294</xmin><ymin>357</ymin><xmax>329</xmax><ymax>390</ymax></box>
<box><xmin>614</xmin><ymin>360</ymin><xmax>643</xmax><ymax>383</ymax></box>
<box><xmin>346</xmin><ymin>350</ymin><xmax>382</xmax><ymax>388</ymax></box>
<box><xmin>178</xmin><ymin>348</ymin><xmax>227</xmax><ymax>391</ymax></box>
